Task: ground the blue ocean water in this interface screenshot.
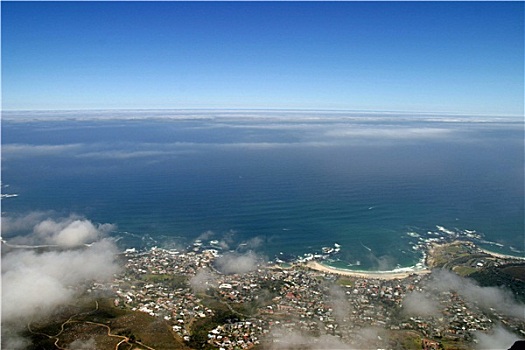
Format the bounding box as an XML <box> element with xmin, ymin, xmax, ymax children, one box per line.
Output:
<box><xmin>1</xmin><ymin>110</ymin><xmax>524</xmax><ymax>269</ymax></box>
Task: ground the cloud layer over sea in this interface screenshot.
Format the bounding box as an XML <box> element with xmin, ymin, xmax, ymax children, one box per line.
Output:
<box><xmin>2</xmin><ymin>110</ymin><xmax>523</xmax><ymax>269</ymax></box>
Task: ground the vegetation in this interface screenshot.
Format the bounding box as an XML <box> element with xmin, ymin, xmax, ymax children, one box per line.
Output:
<box><xmin>469</xmin><ymin>263</ymin><xmax>525</xmax><ymax>303</ymax></box>
<box><xmin>259</xmin><ymin>278</ymin><xmax>286</xmax><ymax>293</ymax></box>
<box><xmin>440</xmin><ymin>339</ymin><xmax>473</xmax><ymax>350</ymax></box>
<box><xmin>336</xmin><ymin>277</ymin><xmax>356</xmax><ymax>287</ymax></box>
<box><xmin>188</xmin><ymin>297</ymin><xmax>243</xmax><ymax>349</ymax></box>
<box><xmin>452</xmin><ymin>266</ymin><xmax>477</xmax><ymax>276</ymax></box>
<box><xmin>429</xmin><ymin>242</ymin><xmax>482</xmax><ymax>269</ymax></box>
<box><xmin>27</xmin><ymin>298</ymin><xmax>190</xmax><ymax>350</ymax></box>
<box><xmin>431</xmin><ymin>242</ymin><xmax>525</xmax><ymax>303</ymax></box>
<box><xmin>142</xmin><ymin>273</ymin><xmax>189</xmax><ymax>289</ymax></box>
<box><xmin>388</xmin><ymin>330</ymin><xmax>422</xmax><ymax>350</ymax></box>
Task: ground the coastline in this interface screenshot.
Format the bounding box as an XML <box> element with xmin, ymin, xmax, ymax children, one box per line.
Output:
<box><xmin>306</xmin><ymin>260</ymin><xmax>431</xmax><ymax>280</ymax></box>
<box><xmin>305</xmin><ymin>240</ymin><xmax>525</xmax><ymax>280</ymax></box>
<box><xmin>478</xmin><ymin>247</ymin><xmax>525</xmax><ymax>261</ymax></box>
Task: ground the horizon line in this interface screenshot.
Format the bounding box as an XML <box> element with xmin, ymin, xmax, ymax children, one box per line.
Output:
<box><xmin>2</xmin><ymin>107</ymin><xmax>523</xmax><ymax>119</ymax></box>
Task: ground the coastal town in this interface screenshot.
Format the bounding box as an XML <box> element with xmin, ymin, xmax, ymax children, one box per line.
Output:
<box><xmin>90</xmin><ymin>231</ymin><xmax>525</xmax><ymax>350</ymax></box>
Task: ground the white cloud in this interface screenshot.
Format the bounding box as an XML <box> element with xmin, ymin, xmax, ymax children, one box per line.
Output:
<box><xmin>2</xmin><ymin>239</ymin><xmax>120</xmax><ymax>324</ymax></box>
<box><xmin>267</xmin><ymin>329</ymin><xmax>356</xmax><ymax>350</ymax></box>
<box><xmin>1</xmin><ymin>215</ymin><xmax>120</xmax><ymax>349</ymax></box>
<box><xmin>3</xmin><ymin>216</ymin><xmax>117</xmax><ymax>248</ymax></box>
<box><xmin>1</xmin><ymin>143</ymin><xmax>84</xmax><ymax>158</ymax></box>
<box><xmin>5</xmin><ymin>113</ymin><xmax>515</xmax><ymax>163</ymax></box>
<box><xmin>474</xmin><ymin>325</ymin><xmax>523</xmax><ymax>350</ymax></box>
<box><xmin>266</xmin><ymin>326</ymin><xmax>390</xmax><ymax>349</ymax></box>
<box><xmin>325</xmin><ymin>126</ymin><xmax>453</xmax><ymax>140</ymax></box>
<box><xmin>3</xmin><ymin>109</ymin><xmax>519</xmax><ymax>123</ymax></box>
<box><xmin>0</xmin><ymin>333</ymin><xmax>30</xmax><ymax>350</ymax></box>
<box><xmin>327</xmin><ymin>285</ymin><xmax>352</xmax><ymax>325</ymax></box>
<box><xmin>402</xmin><ymin>291</ymin><xmax>440</xmax><ymax>317</ymax></box>
<box><xmin>215</xmin><ymin>230</ymin><xmax>236</xmax><ymax>250</ymax></box>
<box><xmin>68</xmin><ymin>337</ymin><xmax>97</xmax><ymax>349</ymax></box>
<box><xmin>33</xmin><ymin>218</ymin><xmax>115</xmax><ymax>247</ymax></box>
<box><xmin>1</xmin><ymin>211</ymin><xmax>51</xmax><ymax>237</ymax></box>
<box><xmin>429</xmin><ymin>270</ymin><xmax>525</xmax><ymax>320</ymax></box>
<box><xmin>215</xmin><ymin>251</ymin><xmax>263</xmax><ymax>274</ymax></box>
<box><xmin>196</xmin><ymin>230</ymin><xmax>215</xmax><ymax>241</ymax></box>
<box><xmin>77</xmin><ymin>149</ymin><xmax>170</xmax><ymax>159</ymax></box>
<box><xmin>189</xmin><ymin>268</ymin><xmax>217</xmax><ymax>293</ymax></box>
<box><xmin>240</xmin><ymin>236</ymin><xmax>264</xmax><ymax>250</ymax></box>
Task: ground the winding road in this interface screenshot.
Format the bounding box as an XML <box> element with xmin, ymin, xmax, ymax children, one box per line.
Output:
<box><xmin>27</xmin><ymin>301</ymin><xmax>156</xmax><ymax>350</ymax></box>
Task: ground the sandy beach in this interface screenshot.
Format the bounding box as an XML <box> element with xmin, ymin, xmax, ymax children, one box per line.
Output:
<box><xmin>306</xmin><ymin>261</ymin><xmax>431</xmax><ymax>280</ymax></box>
<box><xmin>479</xmin><ymin>248</ymin><xmax>525</xmax><ymax>261</ymax></box>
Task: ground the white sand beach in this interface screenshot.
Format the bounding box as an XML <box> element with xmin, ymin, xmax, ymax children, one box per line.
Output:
<box><xmin>306</xmin><ymin>261</ymin><xmax>431</xmax><ymax>280</ymax></box>
<box><xmin>479</xmin><ymin>248</ymin><xmax>525</xmax><ymax>261</ymax></box>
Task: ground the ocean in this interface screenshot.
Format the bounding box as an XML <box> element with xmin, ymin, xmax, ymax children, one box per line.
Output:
<box><xmin>1</xmin><ymin>110</ymin><xmax>524</xmax><ymax>270</ymax></box>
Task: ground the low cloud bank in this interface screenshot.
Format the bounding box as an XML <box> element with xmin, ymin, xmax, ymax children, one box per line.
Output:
<box><xmin>366</xmin><ymin>252</ymin><xmax>396</xmax><ymax>271</ymax></box>
<box><xmin>34</xmin><ymin>217</ymin><xmax>115</xmax><ymax>247</ymax></box>
<box><xmin>266</xmin><ymin>326</ymin><xmax>388</xmax><ymax>350</ymax></box>
<box><xmin>68</xmin><ymin>337</ymin><xmax>98</xmax><ymax>350</ymax></box>
<box><xmin>267</xmin><ymin>329</ymin><xmax>356</xmax><ymax>350</ymax></box>
<box><xmin>327</xmin><ymin>285</ymin><xmax>353</xmax><ymax>325</ymax></box>
<box><xmin>2</xmin><ymin>239</ymin><xmax>119</xmax><ymax>322</ymax></box>
<box><xmin>474</xmin><ymin>325</ymin><xmax>523</xmax><ymax>350</ymax></box>
<box><xmin>241</xmin><ymin>236</ymin><xmax>264</xmax><ymax>250</ymax></box>
<box><xmin>1</xmin><ymin>215</ymin><xmax>120</xmax><ymax>349</ymax></box>
<box><xmin>429</xmin><ymin>270</ymin><xmax>525</xmax><ymax>320</ymax></box>
<box><xmin>2</xmin><ymin>213</ymin><xmax>115</xmax><ymax>247</ymax></box>
<box><xmin>1</xmin><ymin>211</ymin><xmax>51</xmax><ymax>236</ymax></box>
<box><xmin>402</xmin><ymin>291</ymin><xmax>440</xmax><ymax>317</ymax></box>
<box><xmin>189</xmin><ymin>268</ymin><xmax>217</xmax><ymax>293</ymax></box>
<box><xmin>215</xmin><ymin>251</ymin><xmax>263</xmax><ymax>274</ymax></box>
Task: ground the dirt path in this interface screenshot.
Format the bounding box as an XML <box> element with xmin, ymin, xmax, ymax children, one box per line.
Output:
<box><xmin>27</xmin><ymin>301</ymin><xmax>156</xmax><ymax>350</ymax></box>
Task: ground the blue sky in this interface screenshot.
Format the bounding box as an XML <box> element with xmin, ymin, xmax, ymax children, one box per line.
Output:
<box><xmin>2</xmin><ymin>1</ymin><xmax>523</xmax><ymax>115</ymax></box>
